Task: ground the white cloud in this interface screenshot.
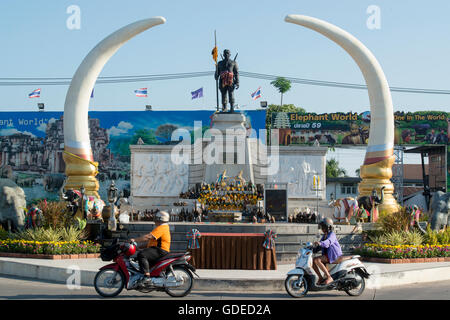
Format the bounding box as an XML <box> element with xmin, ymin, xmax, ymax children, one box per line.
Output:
<box><xmin>36</xmin><ymin>117</ymin><xmax>57</xmax><ymax>132</ymax></box>
<box><xmin>0</xmin><ymin>128</ymin><xmax>35</xmax><ymax>137</ymax></box>
<box><xmin>107</xmin><ymin>121</ymin><xmax>134</xmax><ymax>136</ymax></box>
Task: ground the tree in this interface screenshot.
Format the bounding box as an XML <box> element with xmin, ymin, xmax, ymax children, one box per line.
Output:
<box><xmin>326</xmin><ymin>158</ymin><xmax>347</xmax><ymax>178</ymax></box>
<box><xmin>265</xmin><ymin>104</ymin><xmax>306</xmax><ymax>131</ymax></box>
<box><xmin>131</xmin><ymin>128</ymin><xmax>158</xmax><ymax>145</ymax></box>
<box><xmin>155</xmin><ymin>124</ymin><xmax>178</xmax><ymax>142</ymax></box>
<box><xmin>270</xmin><ymin>77</ymin><xmax>292</xmax><ymax>107</ymax></box>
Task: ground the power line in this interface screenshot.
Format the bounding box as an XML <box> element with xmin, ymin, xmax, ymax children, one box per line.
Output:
<box><xmin>0</xmin><ymin>71</ymin><xmax>449</xmax><ymax>95</ymax></box>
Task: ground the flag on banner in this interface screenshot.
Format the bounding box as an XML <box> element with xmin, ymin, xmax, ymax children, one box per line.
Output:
<box><xmin>191</xmin><ymin>87</ymin><xmax>203</xmax><ymax>99</ymax></box>
<box><xmin>28</xmin><ymin>89</ymin><xmax>41</xmax><ymax>98</ymax></box>
<box><xmin>134</xmin><ymin>88</ymin><xmax>148</xmax><ymax>97</ymax></box>
<box><xmin>251</xmin><ymin>87</ymin><xmax>261</xmax><ymax>100</ymax></box>
<box><xmin>90</xmin><ymin>88</ymin><xmax>94</xmax><ymax>98</ymax></box>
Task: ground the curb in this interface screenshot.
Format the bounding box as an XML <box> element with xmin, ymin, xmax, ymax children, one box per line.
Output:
<box><xmin>1</xmin><ymin>259</ymin><xmax>450</xmax><ymax>291</ymax></box>
<box><xmin>361</xmin><ymin>257</ymin><xmax>450</xmax><ymax>264</ymax></box>
<box><xmin>0</xmin><ymin>253</ymin><xmax>100</xmax><ymax>260</ymax></box>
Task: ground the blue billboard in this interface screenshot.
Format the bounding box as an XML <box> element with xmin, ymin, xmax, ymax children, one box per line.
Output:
<box><xmin>0</xmin><ymin>110</ymin><xmax>266</xmax><ymax>203</ymax></box>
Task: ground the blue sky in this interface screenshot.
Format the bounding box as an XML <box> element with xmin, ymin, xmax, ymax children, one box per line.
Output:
<box><xmin>0</xmin><ymin>0</ymin><xmax>449</xmax><ymax>113</ymax></box>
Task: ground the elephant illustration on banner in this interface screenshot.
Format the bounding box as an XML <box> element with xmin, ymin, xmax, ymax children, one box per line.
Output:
<box><xmin>328</xmin><ymin>197</ymin><xmax>358</xmax><ymax>223</ymax></box>
<box><xmin>43</xmin><ymin>173</ymin><xmax>66</xmax><ymax>192</ymax></box>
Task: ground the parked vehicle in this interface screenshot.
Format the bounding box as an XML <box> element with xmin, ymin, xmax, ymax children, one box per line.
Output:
<box><xmin>94</xmin><ymin>239</ymin><xmax>197</xmax><ymax>298</ymax></box>
<box><xmin>285</xmin><ymin>242</ymin><xmax>370</xmax><ymax>298</ymax></box>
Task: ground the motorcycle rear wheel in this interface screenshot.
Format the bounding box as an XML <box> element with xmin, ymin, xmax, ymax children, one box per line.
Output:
<box><xmin>344</xmin><ymin>272</ymin><xmax>365</xmax><ymax>296</ymax></box>
<box><xmin>164</xmin><ymin>266</ymin><xmax>193</xmax><ymax>297</ymax></box>
<box><xmin>285</xmin><ymin>275</ymin><xmax>308</xmax><ymax>298</ymax></box>
<box><xmin>94</xmin><ymin>269</ymin><xmax>125</xmax><ymax>298</ymax></box>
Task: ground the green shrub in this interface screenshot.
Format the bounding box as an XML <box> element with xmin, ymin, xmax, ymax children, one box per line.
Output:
<box><xmin>385</xmin><ymin>231</ymin><xmax>406</xmax><ymax>246</ymax></box>
<box><xmin>0</xmin><ymin>226</ymin><xmax>9</xmax><ymax>240</ymax></box>
<box><xmin>377</xmin><ymin>207</ymin><xmax>410</xmax><ymax>233</ymax></box>
<box><xmin>75</xmin><ymin>218</ymin><xmax>87</xmax><ymax>231</ymax></box>
<box><xmin>11</xmin><ymin>225</ymin><xmax>87</xmax><ymax>242</ymax></box>
<box><xmin>38</xmin><ymin>200</ymin><xmax>73</xmax><ymax>229</ymax></box>
<box><xmin>424</xmin><ymin>225</ymin><xmax>440</xmax><ymax>245</ymax></box>
<box><xmin>371</xmin><ymin>234</ymin><xmax>388</xmax><ymax>246</ymax></box>
<box><xmin>61</xmin><ymin>225</ymin><xmax>85</xmax><ymax>242</ymax></box>
<box><xmin>436</xmin><ymin>229</ymin><xmax>450</xmax><ymax>245</ymax></box>
<box><xmin>403</xmin><ymin>230</ymin><xmax>424</xmax><ymax>246</ymax></box>
<box><xmin>12</xmin><ymin>227</ymin><xmax>63</xmax><ymax>242</ymax></box>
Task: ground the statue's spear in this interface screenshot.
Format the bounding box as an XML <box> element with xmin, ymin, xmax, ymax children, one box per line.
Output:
<box><xmin>212</xmin><ymin>30</ymin><xmax>219</xmax><ymax>112</ymax></box>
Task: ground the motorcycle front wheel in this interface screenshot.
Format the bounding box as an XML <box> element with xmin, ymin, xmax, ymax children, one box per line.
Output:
<box><xmin>94</xmin><ymin>269</ymin><xmax>125</xmax><ymax>298</ymax></box>
<box><xmin>165</xmin><ymin>266</ymin><xmax>193</xmax><ymax>297</ymax></box>
<box><xmin>285</xmin><ymin>275</ymin><xmax>308</xmax><ymax>298</ymax></box>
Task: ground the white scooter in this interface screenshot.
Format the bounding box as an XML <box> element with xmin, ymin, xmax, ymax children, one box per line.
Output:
<box><xmin>285</xmin><ymin>242</ymin><xmax>370</xmax><ymax>298</ymax></box>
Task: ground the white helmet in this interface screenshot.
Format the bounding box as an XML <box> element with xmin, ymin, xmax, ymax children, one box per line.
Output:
<box><xmin>155</xmin><ymin>211</ymin><xmax>170</xmax><ymax>223</ymax></box>
<box><xmin>318</xmin><ymin>217</ymin><xmax>334</xmax><ymax>232</ymax></box>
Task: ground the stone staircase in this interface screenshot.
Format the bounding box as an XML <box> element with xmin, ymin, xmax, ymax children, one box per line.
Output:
<box><xmin>110</xmin><ymin>222</ymin><xmax>364</xmax><ymax>264</ymax></box>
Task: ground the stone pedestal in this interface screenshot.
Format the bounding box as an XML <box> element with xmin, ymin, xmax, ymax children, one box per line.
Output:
<box><xmin>203</xmin><ymin>112</ymin><xmax>255</xmax><ymax>184</ymax></box>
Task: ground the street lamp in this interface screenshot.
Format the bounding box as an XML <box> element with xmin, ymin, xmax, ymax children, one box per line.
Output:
<box><xmin>145</xmin><ymin>105</ymin><xmax>152</xmax><ymax>111</ymax></box>
<box><xmin>260</xmin><ymin>101</ymin><xmax>268</xmax><ymax>108</ymax></box>
<box><xmin>37</xmin><ymin>103</ymin><xmax>44</xmax><ymax>112</ymax></box>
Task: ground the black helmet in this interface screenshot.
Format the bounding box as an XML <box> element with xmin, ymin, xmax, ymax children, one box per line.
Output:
<box><xmin>318</xmin><ymin>217</ymin><xmax>334</xmax><ymax>232</ymax></box>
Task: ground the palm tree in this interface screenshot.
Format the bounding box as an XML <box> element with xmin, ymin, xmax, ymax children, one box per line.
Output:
<box><xmin>270</xmin><ymin>77</ymin><xmax>292</xmax><ymax>107</ymax></box>
<box><xmin>326</xmin><ymin>158</ymin><xmax>347</xmax><ymax>178</ymax></box>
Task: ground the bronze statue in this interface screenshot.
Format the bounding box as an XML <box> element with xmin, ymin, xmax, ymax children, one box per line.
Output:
<box><xmin>215</xmin><ymin>49</ymin><xmax>239</xmax><ymax>112</ymax></box>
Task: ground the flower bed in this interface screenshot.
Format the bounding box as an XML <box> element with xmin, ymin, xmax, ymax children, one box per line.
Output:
<box><xmin>354</xmin><ymin>243</ymin><xmax>450</xmax><ymax>262</ymax></box>
<box><xmin>0</xmin><ymin>239</ymin><xmax>101</xmax><ymax>259</ymax></box>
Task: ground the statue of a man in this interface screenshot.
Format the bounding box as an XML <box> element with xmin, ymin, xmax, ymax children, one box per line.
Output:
<box><xmin>215</xmin><ymin>49</ymin><xmax>239</xmax><ymax>112</ymax></box>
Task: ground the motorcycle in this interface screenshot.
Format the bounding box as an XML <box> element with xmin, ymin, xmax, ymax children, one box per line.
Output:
<box><xmin>94</xmin><ymin>239</ymin><xmax>198</xmax><ymax>298</ymax></box>
<box><xmin>285</xmin><ymin>242</ymin><xmax>370</xmax><ymax>298</ymax></box>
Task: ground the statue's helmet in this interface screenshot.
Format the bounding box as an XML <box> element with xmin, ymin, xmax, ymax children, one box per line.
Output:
<box><xmin>223</xmin><ymin>49</ymin><xmax>231</xmax><ymax>58</ymax></box>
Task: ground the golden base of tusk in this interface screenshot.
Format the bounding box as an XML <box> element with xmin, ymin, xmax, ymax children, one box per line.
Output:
<box><xmin>63</xmin><ymin>151</ymin><xmax>99</xmax><ymax>198</ymax></box>
<box><xmin>358</xmin><ymin>155</ymin><xmax>399</xmax><ymax>215</ymax></box>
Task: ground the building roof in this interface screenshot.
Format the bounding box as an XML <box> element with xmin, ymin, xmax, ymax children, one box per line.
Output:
<box><xmin>327</xmin><ymin>177</ymin><xmax>361</xmax><ymax>183</ymax></box>
<box><xmin>404</xmin><ymin>145</ymin><xmax>446</xmax><ymax>154</ymax></box>
<box><xmin>402</xmin><ymin>186</ymin><xmax>424</xmax><ymax>197</ymax></box>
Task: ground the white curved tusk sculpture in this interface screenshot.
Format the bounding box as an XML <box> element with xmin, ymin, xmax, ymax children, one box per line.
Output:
<box><xmin>285</xmin><ymin>14</ymin><xmax>398</xmax><ymax>214</ymax></box>
<box><xmin>63</xmin><ymin>17</ymin><xmax>166</xmax><ymax>197</ymax></box>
